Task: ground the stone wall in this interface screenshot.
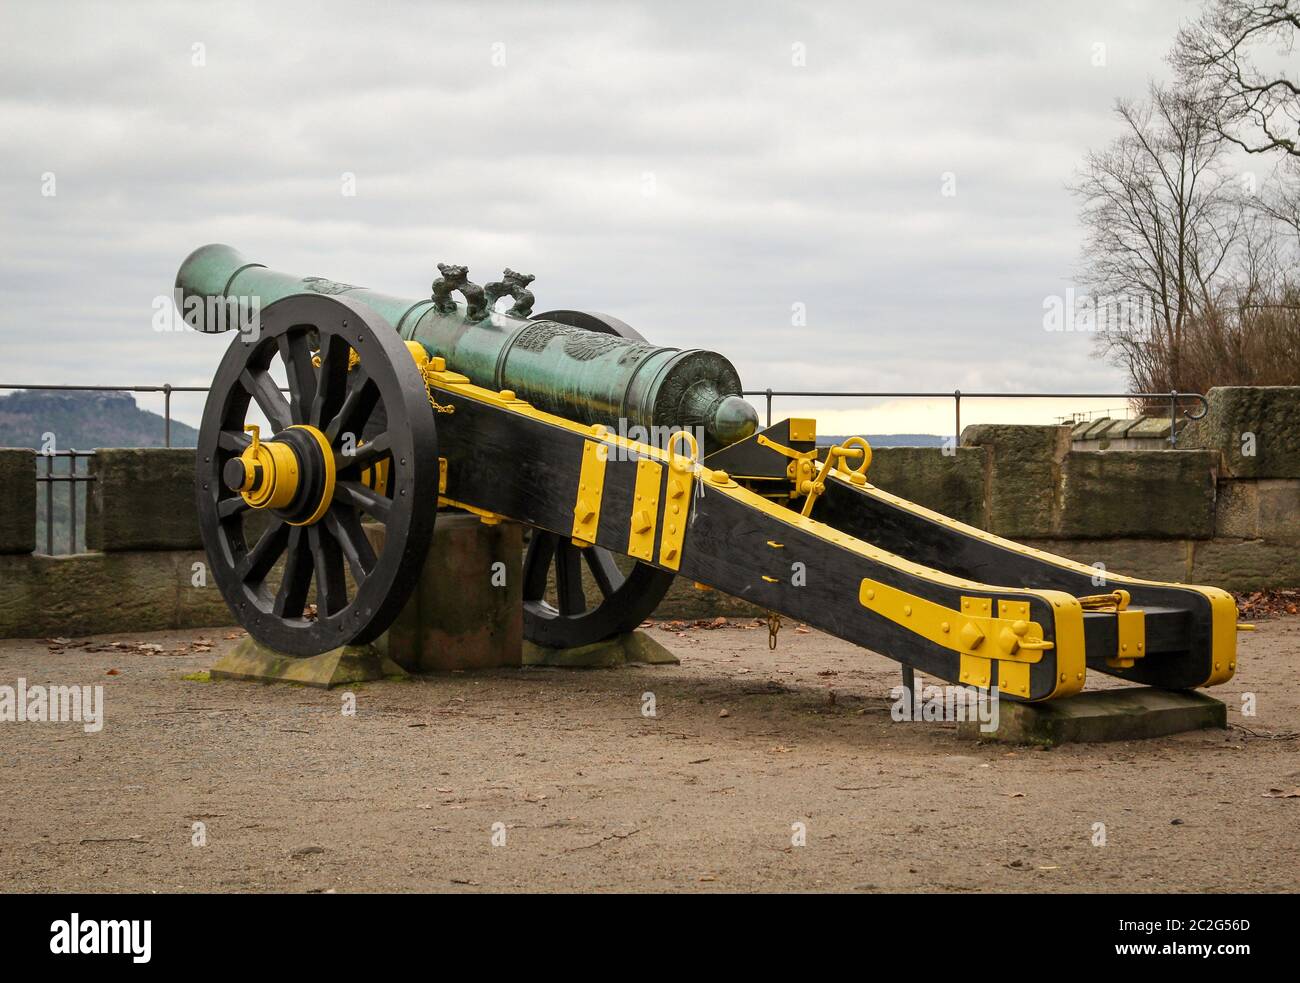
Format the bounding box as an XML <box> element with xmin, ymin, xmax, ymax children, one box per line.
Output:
<box><xmin>0</xmin><ymin>384</ymin><xmax>1296</xmax><ymax>639</ymax></box>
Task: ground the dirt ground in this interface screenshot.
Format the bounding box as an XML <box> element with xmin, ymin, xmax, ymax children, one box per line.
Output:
<box><xmin>1</xmin><ymin>616</ymin><xmax>1297</xmax><ymax>894</ymax></box>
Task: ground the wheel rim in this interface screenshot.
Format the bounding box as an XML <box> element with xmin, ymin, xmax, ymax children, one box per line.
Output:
<box><xmin>521</xmin><ymin>532</ymin><xmax>675</xmax><ymax>648</ymax></box>
<box><xmin>195</xmin><ymin>293</ymin><xmax>438</xmax><ymax>656</ymax></box>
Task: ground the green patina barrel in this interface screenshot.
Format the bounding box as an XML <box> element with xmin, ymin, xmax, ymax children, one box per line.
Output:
<box><xmin>176</xmin><ymin>244</ymin><xmax>758</xmax><ymax>449</ymax></box>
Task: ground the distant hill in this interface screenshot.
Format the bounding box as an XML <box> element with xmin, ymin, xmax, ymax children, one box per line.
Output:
<box><xmin>0</xmin><ymin>390</ymin><xmax>198</xmax><ymax>449</ymax></box>
<box><xmin>820</xmin><ymin>433</ymin><xmax>947</xmax><ymax>448</ymax></box>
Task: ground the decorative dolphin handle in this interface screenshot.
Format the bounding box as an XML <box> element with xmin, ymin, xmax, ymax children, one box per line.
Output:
<box><xmin>431</xmin><ymin>263</ymin><xmax>487</xmax><ymax>322</ymax></box>
<box><xmin>485</xmin><ymin>268</ymin><xmax>536</xmax><ymax>318</ymax></box>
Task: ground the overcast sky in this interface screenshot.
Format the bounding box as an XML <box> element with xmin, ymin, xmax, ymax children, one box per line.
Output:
<box><xmin>0</xmin><ymin>0</ymin><xmax>1215</xmax><ymax>434</ymax></box>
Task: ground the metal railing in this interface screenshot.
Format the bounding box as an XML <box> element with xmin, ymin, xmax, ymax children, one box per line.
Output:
<box><xmin>4</xmin><ymin>383</ymin><xmax>1210</xmax><ymax>555</ymax></box>
<box><xmin>36</xmin><ymin>450</ymin><xmax>95</xmax><ymax>555</ymax></box>
<box><xmin>0</xmin><ymin>383</ymin><xmax>211</xmax><ymax>448</ymax></box>
<box><xmin>742</xmin><ymin>389</ymin><xmax>1209</xmax><ymax>447</ymax></box>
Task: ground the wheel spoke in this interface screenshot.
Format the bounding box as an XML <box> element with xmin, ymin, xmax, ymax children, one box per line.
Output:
<box><xmin>554</xmin><ymin>543</ymin><xmax>587</xmax><ymax>616</ymax></box>
<box><xmin>310</xmin><ymin>333</ymin><xmax>351</xmax><ymax>429</ymax></box>
<box><xmin>218</xmin><ymin>495</ymin><xmax>250</xmax><ymax>519</ymax></box>
<box><xmin>325</xmin><ymin>507</ymin><xmax>377</xmax><ymax>585</ymax></box>
<box><xmin>240</xmin><ymin>368</ymin><xmax>292</xmax><ymax>432</ymax></box>
<box><xmin>278</xmin><ymin>331</ymin><xmax>318</xmax><ymax>425</ymax></box>
<box><xmin>335</xmin><ymin>480</ymin><xmax>392</xmax><ymax>523</ymax></box>
<box><xmin>340</xmin><ymin>431</ymin><xmax>392</xmax><ymax>472</ymax></box>
<box><xmin>218</xmin><ymin>430</ymin><xmax>251</xmax><ymax>453</ymax></box>
<box><xmin>326</xmin><ymin>368</ymin><xmax>381</xmax><ymax>445</ymax></box>
<box><xmin>523</xmin><ymin>532</ymin><xmax>557</xmax><ymax>599</ymax></box>
<box><xmin>582</xmin><ymin>547</ymin><xmax>623</xmax><ymax>598</ymax></box>
<box><xmin>273</xmin><ymin>526</ymin><xmax>312</xmax><ymax>617</ymax></box>
<box><xmin>237</xmin><ymin>520</ymin><xmax>289</xmax><ymax>585</ymax></box>
<box><xmin>309</xmin><ymin>525</ymin><xmax>348</xmax><ymax>616</ymax></box>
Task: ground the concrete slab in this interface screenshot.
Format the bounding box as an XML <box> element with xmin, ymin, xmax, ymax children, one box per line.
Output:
<box><xmin>210</xmin><ymin>637</ymin><xmax>406</xmax><ymax>688</ymax></box>
<box><xmin>523</xmin><ymin>630</ymin><xmax>681</xmax><ymax>668</ymax></box>
<box><xmin>958</xmin><ymin>687</ymin><xmax>1226</xmax><ymax>745</ymax></box>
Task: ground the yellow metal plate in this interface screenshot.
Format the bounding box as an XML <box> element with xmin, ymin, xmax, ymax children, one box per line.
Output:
<box><xmin>658</xmin><ymin>466</ymin><xmax>693</xmax><ymax>570</ymax></box>
<box><xmin>997</xmin><ymin>600</ymin><xmax>1032</xmax><ymax>697</ymax></box>
<box><xmin>857</xmin><ymin>581</ymin><xmax>1047</xmax><ymax>664</ymax></box>
<box><xmin>628</xmin><ymin>457</ymin><xmax>663</xmax><ymax>561</ymax></box>
<box><xmin>571</xmin><ymin>439</ymin><xmax>607</xmax><ymax>546</ymax></box>
<box><xmin>1109</xmin><ymin>608</ymin><xmax>1146</xmax><ymax>669</ymax></box>
<box><xmin>788</xmin><ymin>418</ymin><xmax>816</xmax><ymax>443</ymax></box>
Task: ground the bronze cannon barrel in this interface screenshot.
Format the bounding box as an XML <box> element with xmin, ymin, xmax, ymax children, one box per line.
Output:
<box><xmin>176</xmin><ymin>244</ymin><xmax>759</xmax><ymax>449</ymax></box>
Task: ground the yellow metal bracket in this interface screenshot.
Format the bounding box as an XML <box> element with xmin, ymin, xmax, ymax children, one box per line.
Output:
<box><xmin>1109</xmin><ymin>608</ymin><xmax>1147</xmax><ymax>669</ymax></box>
<box><xmin>1078</xmin><ymin>590</ymin><xmax>1148</xmax><ymax>669</ymax></box>
<box><xmin>800</xmin><ymin>437</ymin><xmax>872</xmax><ymax>516</ymax></box>
<box><xmin>571</xmin><ymin>438</ymin><xmax>607</xmax><ymax>547</ymax></box>
<box><xmin>858</xmin><ymin>579</ymin><xmax>1054</xmax><ymax>697</ymax></box>
<box><xmin>658</xmin><ymin>430</ymin><xmax>697</xmax><ymax>570</ymax></box>
<box><xmin>628</xmin><ymin>457</ymin><xmax>663</xmax><ymax>561</ymax></box>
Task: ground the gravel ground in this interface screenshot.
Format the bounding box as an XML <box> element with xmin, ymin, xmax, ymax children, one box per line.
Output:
<box><xmin>0</xmin><ymin>616</ymin><xmax>1296</xmax><ymax>893</ymax></box>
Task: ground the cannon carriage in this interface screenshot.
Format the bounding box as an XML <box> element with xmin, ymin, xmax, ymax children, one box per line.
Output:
<box><xmin>180</xmin><ymin>245</ymin><xmax>1241</xmax><ymax>700</ymax></box>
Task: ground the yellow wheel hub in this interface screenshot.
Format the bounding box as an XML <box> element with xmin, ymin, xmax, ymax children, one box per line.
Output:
<box><xmin>230</xmin><ymin>424</ymin><xmax>335</xmax><ymax>524</ymax></box>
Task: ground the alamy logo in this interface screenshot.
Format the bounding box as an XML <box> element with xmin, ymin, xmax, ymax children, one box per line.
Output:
<box><xmin>50</xmin><ymin>914</ymin><xmax>151</xmax><ymax>963</ymax></box>
<box><xmin>890</xmin><ymin>683</ymin><xmax>1000</xmax><ymax>733</ymax></box>
<box><xmin>0</xmin><ymin>678</ymin><xmax>104</xmax><ymax>733</ymax></box>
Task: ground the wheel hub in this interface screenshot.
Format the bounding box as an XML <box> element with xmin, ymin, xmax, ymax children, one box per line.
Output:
<box><xmin>225</xmin><ymin>423</ymin><xmax>335</xmax><ymax>526</ymax></box>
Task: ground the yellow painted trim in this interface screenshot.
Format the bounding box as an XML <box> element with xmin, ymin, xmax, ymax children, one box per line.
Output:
<box><xmin>438</xmin><ymin>495</ymin><xmax>508</xmax><ymax>525</ymax></box>
<box><xmin>858</xmin><ymin>578</ymin><xmax>1050</xmax><ymax>666</ymax></box>
<box><xmin>1201</xmin><ymin>587</ymin><xmax>1239</xmax><ymax>685</ymax></box>
<box><xmin>628</xmin><ymin>458</ymin><xmax>662</xmax><ymax>561</ymax></box>
<box><xmin>571</xmin><ymin>439</ymin><xmax>607</xmax><ymax>546</ymax></box>
<box><xmin>658</xmin><ymin>466</ymin><xmax>692</xmax><ymax>570</ymax></box>
<box><xmin>286</xmin><ymin>424</ymin><xmax>336</xmax><ymax>526</ymax></box>
<box><xmin>788</xmin><ymin>418</ymin><xmax>816</xmax><ymax>443</ymax></box>
<box><xmin>1108</xmin><ymin>608</ymin><xmax>1146</xmax><ymax>669</ymax></box>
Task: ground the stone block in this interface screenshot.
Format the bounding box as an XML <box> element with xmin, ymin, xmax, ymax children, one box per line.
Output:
<box><xmin>1214</xmin><ymin>480</ymin><xmax>1258</xmax><ymax>539</ymax></box>
<box><xmin>210</xmin><ymin>638</ymin><xmax>404</xmax><ymax>688</ymax></box>
<box><xmin>958</xmin><ymin>687</ymin><xmax>1226</xmax><ymax>745</ymax></box>
<box><xmin>86</xmin><ymin>448</ymin><xmax>201</xmax><ymax>551</ymax></box>
<box><xmin>0</xmin><ymin>550</ymin><xmax>235</xmax><ymax>638</ymax></box>
<box><xmin>1127</xmin><ymin>415</ymin><xmax>1173</xmax><ymax>441</ymax></box>
<box><xmin>1191</xmin><ymin>539</ymin><xmax>1300</xmax><ymax>591</ymax></box>
<box><xmin>1057</xmin><ymin>450</ymin><xmax>1217</xmax><ymax>539</ymax></box>
<box><xmin>522</xmin><ymin>629</ymin><xmax>679</xmax><ymax>668</ymax></box>
<box><xmin>960</xmin><ymin>424</ymin><xmax>1071</xmax><ymax>538</ymax></box>
<box><xmin>1181</xmin><ymin>386</ymin><xmax>1300</xmax><ymax>477</ymax></box>
<box><xmin>1256</xmin><ymin>479</ymin><xmax>1300</xmax><ymax>541</ymax></box>
<box><xmin>865</xmin><ymin>447</ymin><xmax>985</xmax><ymax>526</ymax></box>
<box><xmin>378</xmin><ymin>513</ymin><xmax>523</xmax><ymax>672</ymax></box>
<box><xmin>0</xmin><ymin>449</ymin><xmax>36</xmax><ymax>554</ymax></box>
<box><xmin>1081</xmin><ymin>417</ymin><xmax>1113</xmax><ymax>440</ymax></box>
<box><xmin>1020</xmin><ymin>538</ymin><xmax>1190</xmax><ymax>584</ymax></box>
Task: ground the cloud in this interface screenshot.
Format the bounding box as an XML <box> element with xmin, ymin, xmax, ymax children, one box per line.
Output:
<box><xmin>0</xmin><ymin>0</ymin><xmax>1193</xmax><ymax>433</ymax></box>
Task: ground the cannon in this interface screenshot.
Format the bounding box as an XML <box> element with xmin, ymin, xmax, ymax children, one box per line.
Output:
<box><xmin>182</xmin><ymin>245</ymin><xmax>1243</xmax><ymax>699</ymax></box>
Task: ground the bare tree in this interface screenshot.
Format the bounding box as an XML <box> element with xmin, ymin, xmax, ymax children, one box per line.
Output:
<box><xmin>1172</xmin><ymin>1</ymin><xmax>1300</xmax><ymax>157</ymax></box>
<box><xmin>1071</xmin><ymin>83</ymin><xmax>1243</xmax><ymax>392</ymax></box>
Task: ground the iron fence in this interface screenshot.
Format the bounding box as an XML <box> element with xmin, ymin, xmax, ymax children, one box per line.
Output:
<box><xmin>36</xmin><ymin>450</ymin><xmax>95</xmax><ymax>555</ymax></box>
<box><xmin>742</xmin><ymin>388</ymin><xmax>1208</xmax><ymax>446</ymax></box>
<box><xmin>4</xmin><ymin>383</ymin><xmax>1209</xmax><ymax>556</ymax></box>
